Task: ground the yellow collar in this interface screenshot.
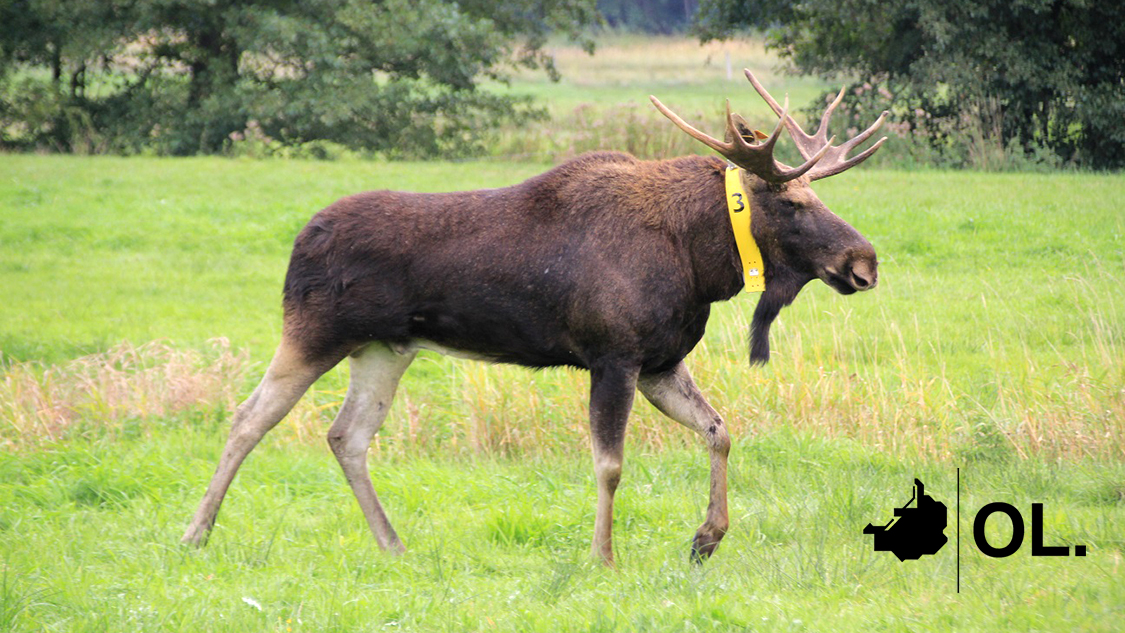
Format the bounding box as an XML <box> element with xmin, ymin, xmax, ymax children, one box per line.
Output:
<box><xmin>724</xmin><ymin>165</ymin><xmax>765</xmax><ymax>292</ymax></box>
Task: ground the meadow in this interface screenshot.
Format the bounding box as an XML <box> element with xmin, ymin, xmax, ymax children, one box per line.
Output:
<box><xmin>483</xmin><ymin>34</ymin><xmax>842</xmax><ymax>164</ymax></box>
<box><xmin>2</xmin><ymin>36</ymin><xmax>1124</xmax><ymax>632</ymax></box>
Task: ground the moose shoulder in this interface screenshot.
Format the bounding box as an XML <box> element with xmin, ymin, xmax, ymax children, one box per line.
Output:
<box><xmin>182</xmin><ymin>70</ymin><xmax>887</xmax><ymax>567</ymax></box>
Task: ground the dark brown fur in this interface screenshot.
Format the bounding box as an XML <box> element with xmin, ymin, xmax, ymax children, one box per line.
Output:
<box><xmin>282</xmin><ymin>152</ymin><xmax>733</xmax><ymax>372</ymax></box>
<box><xmin>281</xmin><ymin>151</ymin><xmax>875</xmax><ymax>371</ymax></box>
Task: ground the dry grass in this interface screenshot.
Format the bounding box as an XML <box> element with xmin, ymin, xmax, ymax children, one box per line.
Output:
<box><xmin>0</xmin><ymin>339</ymin><xmax>249</xmax><ymax>450</ymax></box>
<box><xmin>486</xmin><ymin>33</ymin><xmax>834</xmax><ymax>163</ymax></box>
<box><xmin>524</xmin><ymin>35</ymin><xmax>778</xmax><ymax>86</ymax></box>
<box><xmin>2</xmin><ymin>323</ymin><xmax>1120</xmax><ymax>460</ymax></box>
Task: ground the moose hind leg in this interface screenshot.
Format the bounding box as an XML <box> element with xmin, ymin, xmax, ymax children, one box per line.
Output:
<box><xmin>327</xmin><ymin>342</ymin><xmax>416</xmax><ymax>553</ymax></box>
<box><xmin>638</xmin><ymin>362</ymin><xmax>731</xmax><ymax>563</ymax></box>
<box><xmin>183</xmin><ymin>338</ymin><xmax>326</xmax><ymax>546</ymax></box>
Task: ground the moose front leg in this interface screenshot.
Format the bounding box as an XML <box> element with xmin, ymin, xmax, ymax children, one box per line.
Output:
<box><xmin>638</xmin><ymin>361</ymin><xmax>731</xmax><ymax>562</ymax></box>
<box><xmin>588</xmin><ymin>362</ymin><xmax>640</xmax><ymax>567</ymax></box>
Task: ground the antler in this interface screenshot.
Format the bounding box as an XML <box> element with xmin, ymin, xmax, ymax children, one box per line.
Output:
<box><xmin>744</xmin><ymin>69</ymin><xmax>888</xmax><ymax>181</ymax></box>
<box><xmin>649</xmin><ymin>94</ymin><xmax>833</xmax><ymax>184</ymax></box>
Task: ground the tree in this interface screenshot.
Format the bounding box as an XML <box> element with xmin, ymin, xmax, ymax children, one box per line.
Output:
<box><xmin>695</xmin><ymin>0</ymin><xmax>1125</xmax><ymax>169</ymax></box>
<box><xmin>0</xmin><ymin>0</ymin><xmax>601</xmax><ymax>156</ymax></box>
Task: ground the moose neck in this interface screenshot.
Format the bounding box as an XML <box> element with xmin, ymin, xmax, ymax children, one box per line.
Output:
<box><xmin>676</xmin><ymin>158</ymin><xmax>800</xmax><ymax>301</ymax></box>
<box><xmin>675</xmin><ymin>158</ymin><xmax>750</xmax><ymax>304</ymax></box>
<box><xmin>680</xmin><ymin>159</ymin><xmax>810</xmax><ymax>364</ymax></box>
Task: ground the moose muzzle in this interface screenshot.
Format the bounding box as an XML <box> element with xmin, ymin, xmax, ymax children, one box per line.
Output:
<box><xmin>822</xmin><ymin>248</ymin><xmax>878</xmax><ymax>295</ymax></box>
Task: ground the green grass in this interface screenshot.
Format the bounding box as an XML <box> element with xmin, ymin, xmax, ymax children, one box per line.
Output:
<box><xmin>1</xmin><ymin>152</ymin><xmax>1122</xmax><ymax>630</ymax></box>
<box><xmin>2</xmin><ymin>427</ymin><xmax>1123</xmax><ymax>631</ymax></box>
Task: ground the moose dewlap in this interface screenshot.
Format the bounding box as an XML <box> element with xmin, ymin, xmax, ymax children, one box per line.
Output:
<box><xmin>182</xmin><ymin>70</ymin><xmax>887</xmax><ymax>566</ymax></box>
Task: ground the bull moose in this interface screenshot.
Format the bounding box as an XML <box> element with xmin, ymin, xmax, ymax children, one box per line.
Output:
<box><xmin>182</xmin><ymin>70</ymin><xmax>887</xmax><ymax>566</ymax></box>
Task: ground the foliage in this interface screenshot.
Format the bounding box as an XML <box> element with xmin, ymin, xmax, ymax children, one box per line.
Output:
<box><xmin>695</xmin><ymin>0</ymin><xmax>1125</xmax><ymax>169</ymax></box>
<box><xmin>0</xmin><ymin>0</ymin><xmax>600</xmax><ymax>156</ymax></box>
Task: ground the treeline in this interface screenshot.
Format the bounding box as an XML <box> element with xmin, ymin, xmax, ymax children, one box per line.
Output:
<box><xmin>697</xmin><ymin>0</ymin><xmax>1125</xmax><ymax>169</ymax></box>
<box><xmin>0</xmin><ymin>0</ymin><xmax>600</xmax><ymax>157</ymax></box>
<box><xmin>3</xmin><ymin>0</ymin><xmax>1123</xmax><ymax>168</ymax></box>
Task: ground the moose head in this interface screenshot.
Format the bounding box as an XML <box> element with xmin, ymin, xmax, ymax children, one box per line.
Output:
<box><xmin>652</xmin><ymin>69</ymin><xmax>888</xmax><ymax>362</ymax></box>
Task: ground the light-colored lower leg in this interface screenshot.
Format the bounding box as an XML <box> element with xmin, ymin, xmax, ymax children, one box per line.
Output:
<box><xmin>326</xmin><ymin>342</ymin><xmax>415</xmax><ymax>553</ymax></box>
<box><xmin>182</xmin><ymin>339</ymin><xmax>323</xmax><ymax>546</ymax></box>
<box><xmin>638</xmin><ymin>361</ymin><xmax>731</xmax><ymax>561</ymax></box>
<box><xmin>587</xmin><ymin>364</ymin><xmax>639</xmax><ymax>567</ymax></box>
<box><xmin>591</xmin><ymin>447</ymin><xmax>623</xmax><ymax>564</ymax></box>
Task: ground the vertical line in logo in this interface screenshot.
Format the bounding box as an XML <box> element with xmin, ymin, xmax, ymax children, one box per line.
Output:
<box><xmin>957</xmin><ymin>466</ymin><xmax>961</xmax><ymax>593</ymax></box>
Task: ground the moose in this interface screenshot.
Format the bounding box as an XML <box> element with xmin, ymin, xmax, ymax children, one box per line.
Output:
<box><xmin>182</xmin><ymin>70</ymin><xmax>886</xmax><ymax>566</ymax></box>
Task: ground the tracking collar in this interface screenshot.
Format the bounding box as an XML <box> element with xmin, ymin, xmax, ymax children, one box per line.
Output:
<box><xmin>724</xmin><ymin>164</ymin><xmax>765</xmax><ymax>292</ymax></box>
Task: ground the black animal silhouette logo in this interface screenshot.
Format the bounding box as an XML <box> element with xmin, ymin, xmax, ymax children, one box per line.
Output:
<box><xmin>864</xmin><ymin>479</ymin><xmax>948</xmax><ymax>561</ymax></box>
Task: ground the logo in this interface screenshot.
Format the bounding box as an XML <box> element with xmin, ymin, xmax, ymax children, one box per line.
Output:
<box><xmin>863</xmin><ymin>478</ymin><xmax>948</xmax><ymax>561</ymax></box>
<box><xmin>864</xmin><ymin>473</ymin><xmax>1088</xmax><ymax>592</ymax></box>
<box><xmin>973</xmin><ymin>502</ymin><xmax>1086</xmax><ymax>558</ymax></box>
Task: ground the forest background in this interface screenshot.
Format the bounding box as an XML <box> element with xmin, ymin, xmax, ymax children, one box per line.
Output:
<box><xmin>3</xmin><ymin>0</ymin><xmax>1123</xmax><ymax>169</ymax></box>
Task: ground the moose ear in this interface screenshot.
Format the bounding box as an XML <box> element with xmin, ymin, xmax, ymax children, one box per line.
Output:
<box><xmin>738</xmin><ymin>127</ymin><xmax>770</xmax><ymax>144</ymax></box>
<box><xmin>732</xmin><ymin>119</ymin><xmax>756</xmax><ymax>143</ymax></box>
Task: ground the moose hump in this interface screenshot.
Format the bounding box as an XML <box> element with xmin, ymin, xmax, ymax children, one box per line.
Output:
<box><xmin>864</xmin><ymin>479</ymin><xmax>948</xmax><ymax>561</ymax></box>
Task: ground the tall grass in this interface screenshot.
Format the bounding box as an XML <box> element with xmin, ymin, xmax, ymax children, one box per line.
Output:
<box><xmin>0</xmin><ymin>339</ymin><xmax>248</xmax><ymax>450</ymax></box>
<box><xmin>3</xmin><ymin>268</ymin><xmax>1120</xmax><ymax>460</ymax></box>
<box><xmin>2</xmin><ymin>155</ymin><xmax>1122</xmax><ymax>463</ymax></box>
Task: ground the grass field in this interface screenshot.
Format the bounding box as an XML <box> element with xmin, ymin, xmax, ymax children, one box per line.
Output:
<box><xmin>2</xmin><ymin>430</ymin><xmax>1122</xmax><ymax>631</ymax></box>
<box><xmin>2</xmin><ymin>153</ymin><xmax>1122</xmax><ymax>631</ymax></box>
<box><xmin>498</xmin><ymin>34</ymin><xmax>831</xmax><ymax>113</ymax></box>
<box><xmin>483</xmin><ymin>34</ymin><xmax>841</xmax><ymax>163</ymax></box>
<box><xmin>2</xmin><ymin>34</ymin><xmax>1124</xmax><ymax>633</ymax></box>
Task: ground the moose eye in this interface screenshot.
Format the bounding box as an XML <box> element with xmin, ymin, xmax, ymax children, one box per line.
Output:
<box><xmin>778</xmin><ymin>199</ymin><xmax>798</xmax><ymax>215</ymax></box>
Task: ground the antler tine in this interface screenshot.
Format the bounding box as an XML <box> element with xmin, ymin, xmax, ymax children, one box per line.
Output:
<box><xmin>650</xmin><ymin>95</ymin><xmax>732</xmax><ymax>155</ymax></box>
<box><xmin>744</xmin><ymin>68</ymin><xmax>888</xmax><ymax>181</ymax></box>
<box><xmin>744</xmin><ymin>69</ymin><xmax>808</xmax><ymax>143</ymax></box>
<box><xmin>837</xmin><ymin>109</ymin><xmax>889</xmax><ymax>155</ymax></box>
<box><xmin>651</xmin><ymin>93</ymin><xmax>817</xmax><ymax>184</ymax></box>
<box><xmin>743</xmin><ymin>68</ymin><xmax>785</xmax><ymax>118</ymax></box>
<box><xmin>814</xmin><ymin>86</ymin><xmax>847</xmax><ymax>144</ymax></box>
<box><xmin>809</xmin><ymin>136</ymin><xmax>887</xmax><ymax>180</ymax></box>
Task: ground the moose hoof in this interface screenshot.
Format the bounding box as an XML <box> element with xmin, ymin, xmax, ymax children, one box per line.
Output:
<box><xmin>180</xmin><ymin>526</ymin><xmax>210</xmax><ymax>548</ymax></box>
<box><xmin>690</xmin><ymin>526</ymin><xmax>726</xmax><ymax>564</ymax></box>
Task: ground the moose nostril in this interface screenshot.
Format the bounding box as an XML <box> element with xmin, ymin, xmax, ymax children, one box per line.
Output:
<box><xmin>851</xmin><ymin>270</ymin><xmax>875</xmax><ymax>290</ymax></box>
